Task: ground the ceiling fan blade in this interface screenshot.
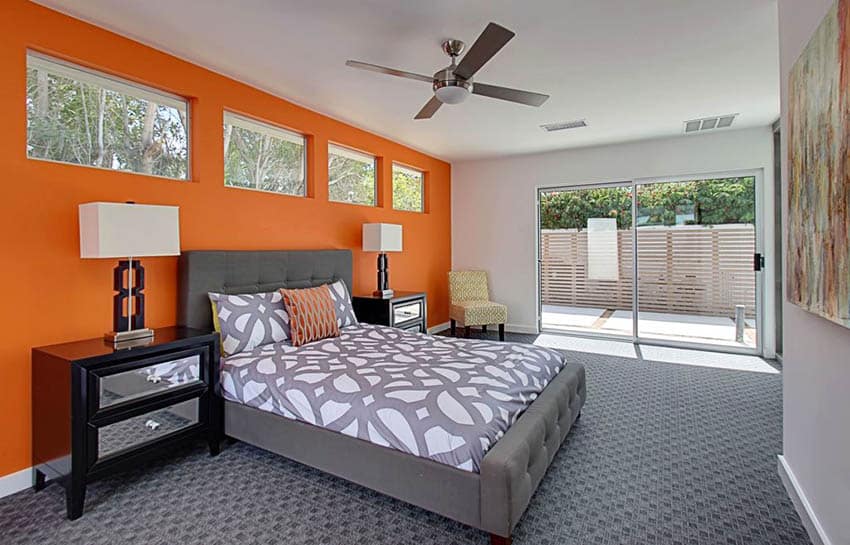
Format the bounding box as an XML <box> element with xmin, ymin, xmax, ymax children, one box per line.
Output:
<box><xmin>453</xmin><ymin>22</ymin><xmax>515</xmax><ymax>81</ymax></box>
<box><xmin>414</xmin><ymin>96</ymin><xmax>442</xmax><ymax>119</ymax></box>
<box><xmin>472</xmin><ymin>82</ymin><xmax>549</xmax><ymax>107</ymax></box>
<box><xmin>345</xmin><ymin>60</ymin><xmax>433</xmax><ymax>83</ymax></box>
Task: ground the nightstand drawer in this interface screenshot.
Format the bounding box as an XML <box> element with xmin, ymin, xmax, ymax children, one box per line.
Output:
<box><xmin>92</xmin><ymin>349</ymin><xmax>205</xmax><ymax>413</ymax></box>
<box><xmin>400</xmin><ymin>322</ymin><xmax>425</xmax><ymax>333</ymax></box>
<box><xmin>95</xmin><ymin>397</ymin><xmax>200</xmax><ymax>460</ymax></box>
<box><xmin>393</xmin><ymin>300</ymin><xmax>423</xmax><ymax>325</ymax></box>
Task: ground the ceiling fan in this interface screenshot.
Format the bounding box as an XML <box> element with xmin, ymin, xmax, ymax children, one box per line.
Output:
<box><xmin>346</xmin><ymin>22</ymin><xmax>549</xmax><ymax>119</ymax></box>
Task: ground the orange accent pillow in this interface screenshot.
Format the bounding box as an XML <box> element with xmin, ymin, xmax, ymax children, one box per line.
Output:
<box><xmin>280</xmin><ymin>285</ymin><xmax>340</xmax><ymax>347</ymax></box>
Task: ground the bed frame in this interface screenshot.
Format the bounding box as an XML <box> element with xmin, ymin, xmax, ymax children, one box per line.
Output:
<box><xmin>177</xmin><ymin>249</ymin><xmax>586</xmax><ymax>544</ymax></box>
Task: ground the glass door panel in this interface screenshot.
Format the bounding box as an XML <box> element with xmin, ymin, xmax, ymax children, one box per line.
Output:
<box><xmin>635</xmin><ymin>177</ymin><xmax>758</xmax><ymax>350</ymax></box>
<box><xmin>539</xmin><ymin>184</ymin><xmax>634</xmax><ymax>338</ymax></box>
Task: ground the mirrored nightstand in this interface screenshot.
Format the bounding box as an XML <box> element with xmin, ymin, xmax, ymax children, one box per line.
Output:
<box><xmin>352</xmin><ymin>291</ymin><xmax>427</xmax><ymax>333</ymax></box>
<box><xmin>31</xmin><ymin>327</ymin><xmax>221</xmax><ymax>519</ymax></box>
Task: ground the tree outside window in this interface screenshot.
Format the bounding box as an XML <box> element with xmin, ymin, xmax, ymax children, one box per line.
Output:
<box><xmin>26</xmin><ymin>53</ymin><xmax>189</xmax><ymax>179</ymax></box>
<box><xmin>328</xmin><ymin>144</ymin><xmax>375</xmax><ymax>206</ymax></box>
<box><xmin>392</xmin><ymin>164</ymin><xmax>424</xmax><ymax>212</ymax></box>
<box><xmin>223</xmin><ymin>113</ymin><xmax>305</xmax><ymax>196</ymax></box>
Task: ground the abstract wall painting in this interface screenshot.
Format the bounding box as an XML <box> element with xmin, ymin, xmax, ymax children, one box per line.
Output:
<box><xmin>787</xmin><ymin>0</ymin><xmax>850</xmax><ymax>329</ymax></box>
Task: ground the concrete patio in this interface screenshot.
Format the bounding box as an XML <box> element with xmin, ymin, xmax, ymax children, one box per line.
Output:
<box><xmin>542</xmin><ymin>304</ymin><xmax>757</xmax><ymax>348</ymax></box>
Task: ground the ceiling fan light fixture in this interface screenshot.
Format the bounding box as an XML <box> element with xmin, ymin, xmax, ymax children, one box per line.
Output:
<box><xmin>434</xmin><ymin>79</ymin><xmax>472</xmax><ymax>104</ymax></box>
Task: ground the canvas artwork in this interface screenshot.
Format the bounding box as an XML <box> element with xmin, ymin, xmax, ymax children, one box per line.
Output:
<box><xmin>787</xmin><ymin>0</ymin><xmax>850</xmax><ymax>329</ymax></box>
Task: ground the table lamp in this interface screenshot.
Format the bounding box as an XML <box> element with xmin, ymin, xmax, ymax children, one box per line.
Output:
<box><xmin>362</xmin><ymin>223</ymin><xmax>402</xmax><ymax>298</ymax></box>
<box><xmin>79</xmin><ymin>202</ymin><xmax>180</xmax><ymax>346</ymax></box>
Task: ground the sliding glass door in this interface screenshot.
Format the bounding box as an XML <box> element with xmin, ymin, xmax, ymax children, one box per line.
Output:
<box><xmin>537</xmin><ymin>172</ymin><xmax>762</xmax><ymax>353</ymax></box>
<box><xmin>635</xmin><ymin>176</ymin><xmax>759</xmax><ymax>350</ymax></box>
<box><xmin>538</xmin><ymin>183</ymin><xmax>634</xmax><ymax>339</ymax></box>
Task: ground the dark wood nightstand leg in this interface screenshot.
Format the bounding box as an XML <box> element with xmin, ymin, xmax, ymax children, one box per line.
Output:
<box><xmin>482</xmin><ymin>324</ymin><xmax>487</xmax><ymax>333</ymax></box>
<box><xmin>208</xmin><ymin>393</ymin><xmax>223</xmax><ymax>456</ymax></box>
<box><xmin>33</xmin><ymin>469</ymin><xmax>46</xmax><ymax>492</ymax></box>
<box><xmin>450</xmin><ymin>319</ymin><xmax>456</xmax><ymax>336</ymax></box>
<box><xmin>209</xmin><ymin>399</ymin><xmax>223</xmax><ymax>456</ymax></box>
<box><xmin>464</xmin><ymin>326</ymin><xmax>471</xmax><ymax>338</ymax></box>
<box><xmin>209</xmin><ymin>338</ymin><xmax>224</xmax><ymax>457</ymax></box>
<box><xmin>498</xmin><ymin>324</ymin><xmax>505</xmax><ymax>341</ymax></box>
<box><xmin>66</xmin><ymin>481</ymin><xmax>86</xmax><ymax>520</ymax></box>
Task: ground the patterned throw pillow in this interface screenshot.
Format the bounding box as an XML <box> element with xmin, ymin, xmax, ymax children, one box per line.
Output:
<box><xmin>208</xmin><ymin>292</ymin><xmax>290</xmax><ymax>356</ymax></box>
<box><xmin>280</xmin><ymin>285</ymin><xmax>340</xmax><ymax>347</ymax></box>
<box><xmin>327</xmin><ymin>280</ymin><xmax>359</xmax><ymax>328</ymax></box>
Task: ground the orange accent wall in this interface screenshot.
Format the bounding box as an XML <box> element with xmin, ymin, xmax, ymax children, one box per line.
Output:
<box><xmin>0</xmin><ymin>1</ymin><xmax>451</xmax><ymax>479</ymax></box>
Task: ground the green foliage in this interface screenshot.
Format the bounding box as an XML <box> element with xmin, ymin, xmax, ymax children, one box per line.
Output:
<box><xmin>328</xmin><ymin>151</ymin><xmax>375</xmax><ymax>205</ymax></box>
<box><xmin>392</xmin><ymin>168</ymin><xmax>423</xmax><ymax>211</ymax></box>
<box><xmin>540</xmin><ymin>177</ymin><xmax>755</xmax><ymax>230</ymax></box>
<box><xmin>26</xmin><ymin>67</ymin><xmax>188</xmax><ymax>179</ymax></box>
<box><xmin>540</xmin><ymin>187</ymin><xmax>632</xmax><ymax>230</ymax></box>
<box><xmin>224</xmin><ymin>123</ymin><xmax>305</xmax><ymax>195</ymax></box>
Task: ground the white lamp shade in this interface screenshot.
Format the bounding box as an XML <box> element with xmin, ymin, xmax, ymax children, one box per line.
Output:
<box><xmin>362</xmin><ymin>223</ymin><xmax>402</xmax><ymax>252</ymax></box>
<box><xmin>79</xmin><ymin>202</ymin><xmax>180</xmax><ymax>258</ymax></box>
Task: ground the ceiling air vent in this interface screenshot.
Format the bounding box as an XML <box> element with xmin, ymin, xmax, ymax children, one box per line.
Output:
<box><xmin>541</xmin><ymin>119</ymin><xmax>587</xmax><ymax>132</ymax></box>
<box><xmin>684</xmin><ymin>114</ymin><xmax>738</xmax><ymax>134</ymax></box>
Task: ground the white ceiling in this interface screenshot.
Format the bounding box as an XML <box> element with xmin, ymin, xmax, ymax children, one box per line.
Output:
<box><xmin>35</xmin><ymin>0</ymin><xmax>781</xmax><ymax>161</ymax></box>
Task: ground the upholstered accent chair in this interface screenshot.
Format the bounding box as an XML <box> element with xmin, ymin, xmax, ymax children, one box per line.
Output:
<box><xmin>448</xmin><ymin>270</ymin><xmax>507</xmax><ymax>341</ymax></box>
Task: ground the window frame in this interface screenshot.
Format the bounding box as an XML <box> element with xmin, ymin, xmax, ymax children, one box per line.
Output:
<box><xmin>25</xmin><ymin>51</ymin><xmax>192</xmax><ymax>181</ymax></box>
<box><xmin>222</xmin><ymin>111</ymin><xmax>308</xmax><ymax>197</ymax></box>
<box><xmin>391</xmin><ymin>162</ymin><xmax>425</xmax><ymax>212</ymax></box>
<box><xmin>327</xmin><ymin>142</ymin><xmax>377</xmax><ymax>206</ymax></box>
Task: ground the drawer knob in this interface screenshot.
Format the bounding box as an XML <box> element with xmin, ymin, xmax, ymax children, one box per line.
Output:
<box><xmin>145</xmin><ymin>375</ymin><xmax>162</xmax><ymax>384</ymax></box>
<box><xmin>144</xmin><ymin>419</ymin><xmax>161</xmax><ymax>431</ymax></box>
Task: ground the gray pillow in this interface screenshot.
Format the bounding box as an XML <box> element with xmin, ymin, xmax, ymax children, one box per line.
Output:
<box><xmin>208</xmin><ymin>291</ymin><xmax>290</xmax><ymax>356</ymax></box>
<box><xmin>327</xmin><ymin>280</ymin><xmax>358</xmax><ymax>328</ymax></box>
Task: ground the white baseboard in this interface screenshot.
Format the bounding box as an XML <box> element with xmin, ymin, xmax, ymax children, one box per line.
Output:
<box><xmin>777</xmin><ymin>455</ymin><xmax>832</xmax><ymax>545</ymax></box>
<box><xmin>505</xmin><ymin>323</ymin><xmax>539</xmax><ymax>334</ymax></box>
<box><xmin>427</xmin><ymin>321</ymin><xmax>450</xmax><ymax>334</ymax></box>
<box><xmin>429</xmin><ymin>322</ymin><xmax>539</xmax><ymax>335</ymax></box>
<box><xmin>0</xmin><ymin>466</ymin><xmax>32</xmax><ymax>499</ymax></box>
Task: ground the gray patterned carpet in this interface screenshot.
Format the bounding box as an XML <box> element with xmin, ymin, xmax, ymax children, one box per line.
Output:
<box><xmin>0</xmin><ymin>331</ymin><xmax>810</xmax><ymax>545</ymax></box>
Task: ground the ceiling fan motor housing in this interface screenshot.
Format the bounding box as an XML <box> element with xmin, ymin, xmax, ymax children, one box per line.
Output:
<box><xmin>433</xmin><ymin>67</ymin><xmax>472</xmax><ymax>104</ymax></box>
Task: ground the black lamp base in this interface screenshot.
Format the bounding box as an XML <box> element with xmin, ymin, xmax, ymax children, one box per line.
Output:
<box><xmin>113</xmin><ymin>258</ymin><xmax>146</xmax><ymax>332</ymax></box>
<box><xmin>107</xmin><ymin>258</ymin><xmax>150</xmax><ymax>347</ymax></box>
<box><xmin>375</xmin><ymin>253</ymin><xmax>392</xmax><ymax>297</ymax></box>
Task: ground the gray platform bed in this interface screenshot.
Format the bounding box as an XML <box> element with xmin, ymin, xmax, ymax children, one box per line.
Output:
<box><xmin>177</xmin><ymin>250</ymin><xmax>586</xmax><ymax>544</ymax></box>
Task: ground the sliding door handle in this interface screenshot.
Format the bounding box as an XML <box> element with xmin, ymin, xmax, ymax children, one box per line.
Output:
<box><xmin>753</xmin><ymin>253</ymin><xmax>765</xmax><ymax>271</ymax></box>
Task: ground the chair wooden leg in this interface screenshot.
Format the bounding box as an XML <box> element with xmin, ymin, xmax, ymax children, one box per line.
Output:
<box><xmin>464</xmin><ymin>326</ymin><xmax>471</xmax><ymax>338</ymax></box>
<box><xmin>498</xmin><ymin>323</ymin><xmax>505</xmax><ymax>341</ymax></box>
<box><xmin>481</xmin><ymin>324</ymin><xmax>487</xmax><ymax>333</ymax></box>
<box><xmin>450</xmin><ymin>319</ymin><xmax>456</xmax><ymax>336</ymax></box>
<box><xmin>490</xmin><ymin>534</ymin><xmax>512</xmax><ymax>545</ymax></box>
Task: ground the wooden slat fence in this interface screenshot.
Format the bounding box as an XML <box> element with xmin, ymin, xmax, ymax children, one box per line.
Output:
<box><xmin>540</xmin><ymin>225</ymin><xmax>755</xmax><ymax>318</ymax></box>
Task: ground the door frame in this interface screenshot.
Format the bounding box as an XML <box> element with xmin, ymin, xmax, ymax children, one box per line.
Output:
<box><xmin>536</xmin><ymin>169</ymin><xmax>765</xmax><ymax>356</ymax></box>
<box><xmin>536</xmin><ymin>180</ymin><xmax>634</xmax><ymax>339</ymax></box>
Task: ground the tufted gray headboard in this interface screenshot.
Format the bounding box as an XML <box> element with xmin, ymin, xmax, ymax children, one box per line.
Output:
<box><xmin>177</xmin><ymin>249</ymin><xmax>353</xmax><ymax>331</ymax></box>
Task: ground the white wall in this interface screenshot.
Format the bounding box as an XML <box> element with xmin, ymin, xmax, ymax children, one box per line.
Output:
<box><xmin>452</xmin><ymin>127</ymin><xmax>776</xmax><ymax>355</ymax></box>
<box><xmin>778</xmin><ymin>1</ymin><xmax>850</xmax><ymax>544</ymax></box>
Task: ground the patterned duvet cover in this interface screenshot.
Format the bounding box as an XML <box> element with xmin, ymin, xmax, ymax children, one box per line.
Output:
<box><xmin>221</xmin><ymin>324</ymin><xmax>566</xmax><ymax>472</ymax></box>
